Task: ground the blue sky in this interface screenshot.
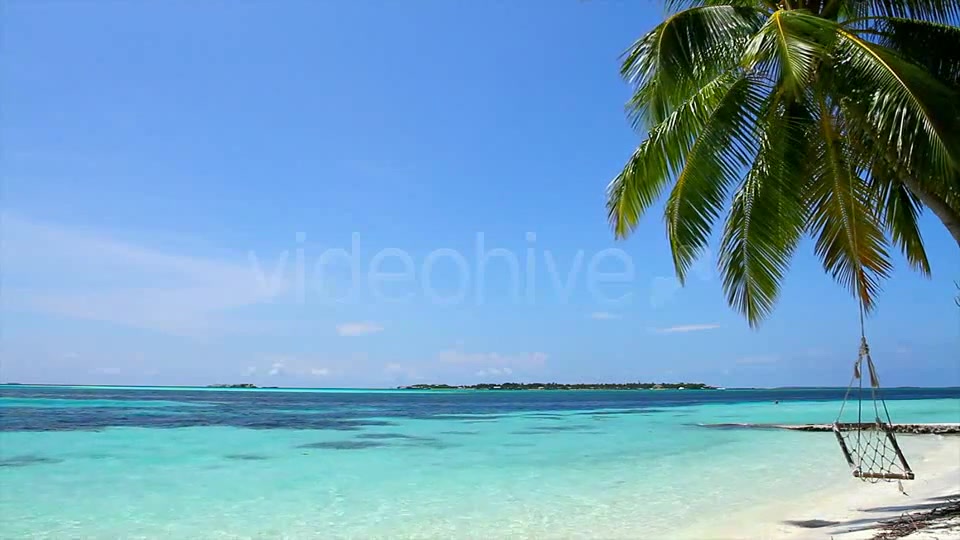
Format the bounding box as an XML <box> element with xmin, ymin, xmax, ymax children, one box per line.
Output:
<box><xmin>2</xmin><ymin>1</ymin><xmax>958</xmax><ymax>388</ymax></box>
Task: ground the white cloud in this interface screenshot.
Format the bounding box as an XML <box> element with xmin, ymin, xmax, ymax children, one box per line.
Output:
<box><xmin>476</xmin><ymin>367</ymin><xmax>514</xmax><ymax>378</ymax></box>
<box><xmin>244</xmin><ymin>366</ymin><xmax>257</xmax><ymax>376</ymax></box>
<box><xmin>654</xmin><ymin>323</ymin><xmax>721</xmax><ymax>334</ymax></box>
<box><xmin>1</xmin><ymin>213</ymin><xmax>288</xmax><ymax>336</ymax></box>
<box><xmin>590</xmin><ymin>312</ymin><xmax>620</xmax><ymax>320</ymax></box>
<box><xmin>384</xmin><ymin>363</ymin><xmax>403</xmax><ymax>372</ymax></box>
<box><xmin>335</xmin><ymin>322</ymin><xmax>384</xmax><ymax>337</ymax></box>
<box><xmin>254</xmin><ymin>355</ymin><xmax>349</xmax><ymax>380</ymax></box>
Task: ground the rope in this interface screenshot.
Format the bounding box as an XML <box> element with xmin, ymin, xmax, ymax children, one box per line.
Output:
<box><xmin>832</xmin><ymin>286</ymin><xmax>913</xmax><ymax>484</ymax></box>
<box><xmin>857</xmin><ymin>338</ymin><xmax>864</xmax><ymax>467</ymax></box>
<box><xmin>832</xmin><ymin>346</ymin><xmax>913</xmax><ymax>484</ymax></box>
<box><xmin>829</xmin><ymin>112</ymin><xmax>912</xmax><ymax>485</ymax></box>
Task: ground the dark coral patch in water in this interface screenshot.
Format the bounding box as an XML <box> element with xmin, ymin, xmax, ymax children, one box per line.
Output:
<box><xmin>355</xmin><ymin>433</ymin><xmax>421</xmax><ymax>440</ymax></box>
<box><xmin>574</xmin><ymin>409</ymin><xmax>665</xmax><ymax>417</ymax></box>
<box><xmin>76</xmin><ymin>452</ymin><xmax>113</xmax><ymax>460</ymax></box>
<box><xmin>297</xmin><ymin>440</ymin><xmax>387</xmax><ymax>450</ymax></box>
<box><xmin>0</xmin><ymin>404</ymin><xmax>399</xmax><ymax>432</ymax></box>
<box><xmin>351</xmin><ymin>419</ymin><xmax>397</xmax><ymax>427</ymax></box>
<box><xmin>438</xmin><ymin>430</ymin><xmax>479</xmax><ymax>435</ymax></box>
<box><xmin>224</xmin><ymin>453</ymin><xmax>269</xmax><ymax>461</ymax></box>
<box><xmin>532</xmin><ymin>424</ymin><xmax>594</xmax><ymax>432</ymax></box>
<box><xmin>429</xmin><ymin>414</ymin><xmax>506</xmax><ymax>421</ymax></box>
<box><xmin>511</xmin><ymin>424</ymin><xmax>601</xmax><ymax>435</ymax></box>
<box><xmin>352</xmin><ymin>432</ymin><xmax>458</xmax><ymax>449</ymax></box>
<box><xmin>0</xmin><ymin>455</ymin><xmax>63</xmax><ymax>467</ymax></box>
<box><xmin>402</xmin><ymin>438</ymin><xmax>458</xmax><ymax>449</ymax></box>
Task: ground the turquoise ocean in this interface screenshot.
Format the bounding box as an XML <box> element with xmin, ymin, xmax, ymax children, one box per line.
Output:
<box><xmin>1</xmin><ymin>385</ymin><xmax>958</xmax><ymax>538</ymax></box>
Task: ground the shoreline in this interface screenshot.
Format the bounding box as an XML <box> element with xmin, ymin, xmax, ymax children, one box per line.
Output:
<box><xmin>676</xmin><ymin>435</ymin><xmax>960</xmax><ymax>539</ymax></box>
<box><xmin>699</xmin><ymin>423</ymin><xmax>960</xmax><ymax>435</ymax></box>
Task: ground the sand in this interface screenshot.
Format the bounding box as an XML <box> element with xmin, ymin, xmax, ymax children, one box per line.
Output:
<box><xmin>676</xmin><ymin>435</ymin><xmax>960</xmax><ymax>540</ymax></box>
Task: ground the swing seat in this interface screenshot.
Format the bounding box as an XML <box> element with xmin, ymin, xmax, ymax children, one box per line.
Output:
<box><xmin>853</xmin><ymin>471</ymin><xmax>915</xmax><ymax>480</ymax></box>
<box><xmin>833</xmin><ymin>336</ymin><xmax>916</xmax><ymax>484</ymax></box>
<box><xmin>833</xmin><ymin>419</ymin><xmax>915</xmax><ymax>482</ymax></box>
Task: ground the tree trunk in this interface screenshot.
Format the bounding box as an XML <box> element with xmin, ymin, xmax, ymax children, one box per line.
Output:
<box><xmin>899</xmin><ymin>176</ymin><xmax>960</xmax><ymax>248</ymax></box>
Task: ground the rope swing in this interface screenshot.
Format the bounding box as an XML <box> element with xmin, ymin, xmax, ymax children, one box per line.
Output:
<box><xmin>832</xmin><ymin>298</ymin><xmax>914</xmax><ymax>488</ymax></box>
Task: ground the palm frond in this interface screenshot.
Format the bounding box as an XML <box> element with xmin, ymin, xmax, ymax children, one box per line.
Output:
<box><xmin>836</xmin><ymin>0</ymin><xmax>960</xmax><ymax>24</ymax></box>
<box><xmin>864</xmin><ymin>0</ymin><xmax>959</xmax><ymax>23</ymax></box>
<box><xmin>664</xmin><ymin>74</ymin><xmax>768</xmax><ymax>282</ymax></box>
<box><xmin>870</xmin><ymin>17</ymin><xmax>960</xmax><ymax>87</ymax></box>
<box><xmin>664</xmin><ymin>0</ymin><xmax>778</xmax><ymax>12</ymax></box>
<box><xmin>719</xmin><ymin>93</ymin><xmax>813</xmax><ymax>326</ymax></box>
<box><xmin>607</xmin><ymin>74</ymin><xmax>740</xmax><ymax>237</ymax></box>
<box><xmin>878</xmin><ymin>180</ymin><xmax>931</xmax><ymax>275</ymax></box>
<box><xmin>832</xmin><ymin>28</ymin><xmax>960</xmax><ymax>180</ymax></box>
<box><xmin>844</xmin><ymin>126</ymin><xmax>933</xmax><ymax>275</ymax></box>
<box><xmin>743</xmin><ymin>10</ymin><xmax>835</xmax><ymax>95</ymax></box>
<box><xmin>607</xmin><ymin>0</ymin><xmax>959</xmax><ymax>327</ymax></box>
<box><xmin>621</xmin><ymin>6</ymin><xmax>764</xmax><ymax>130</ymax></box>
<box><xmin>807</xmin><ymin>97</ymin><xmax>893</xmax><ymax>312</ymax></box>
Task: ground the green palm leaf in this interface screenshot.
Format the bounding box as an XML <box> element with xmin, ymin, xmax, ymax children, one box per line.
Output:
<box><xmin>834</xmin><ymin>0</ymin><xmax>960</xmax><ymax>24</ymax></box>
<box><xmin>607</xmin><ymin>74</ymin><xmax>740</xmax><ymax>237</ymax></box>
<box><xmin>877</xmin><ymin>180</ymin><xmax>931</xmax><ymax>275</ymax></box>
<box><xmin>605</xmin><ymin>0</ymin><xmax>959</xmax><ymax>326</ymax></box>
<box><xmin>846</xmin><ymin>130</ymin><xmax>934</xmax><ymax>274</ymax></box>
<box><xmin>664</xmin><ymin>74</ymin><xmax>768</xmax><ymax>282</ymax></box>
<box><xmin>621</xmin><ymin>6</ymin><xmax>763</xmax><ymax>130</ymax></box>
<box><xmin>871</xmin><ymin>17</ymin><xmax>960</xmax><ymax>87</ymax></box>
<box><xmin>832</xmin><ymin>28</ymin><xmax>960</xmax><ymax>179</ymax></box>
<box><xmin>808</xmin><ymin>97</ymin><xmax>893</xmax><ymax>312</ymax></box>
<box><xmin>665</xmin><ymin>0</ymin><xmax>778</xmax><ymax>13</ymax></box>
<box><xmin>743</xmin><ymin>10</ymin><xmax>834</xmax><ymax>95</ymax></box>
<box><xmin>861</xmin><ymin>0</ymin><xmax>959</xmax><ymax>23</ymax></box>
<box><xmin>719</xmin><ymin>93</ymin><xmax>814</xmax><ymax>325</ymax></box>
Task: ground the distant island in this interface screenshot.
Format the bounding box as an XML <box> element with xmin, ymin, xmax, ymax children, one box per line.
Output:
<box><xmin>398</xmin><ymin>382</ymin><xmax>717</xmax><ymax>391</ymax></box>
<box><xmin>207</xmin><ymin>383</ymin><xmax>261</xmax><ymax>389</ymax></box>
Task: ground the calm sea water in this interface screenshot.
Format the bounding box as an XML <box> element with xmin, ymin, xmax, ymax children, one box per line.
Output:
<box><xmin>2</xmin><ymin>385</ymin><xmax>958</xmax><ymax>539</ymax></box>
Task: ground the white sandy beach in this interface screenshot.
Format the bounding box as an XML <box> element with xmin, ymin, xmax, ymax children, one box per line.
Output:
<box><xmin>677</xmin><ymin>435</ymin><xmax>960</xmax><ymax>540</ymax></box>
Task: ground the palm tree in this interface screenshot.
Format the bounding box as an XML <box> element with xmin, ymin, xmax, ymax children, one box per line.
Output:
<box><xmin>606</xmin><ymin>0</ymin><xmax>960</xmax><ymax>326</ymax></box>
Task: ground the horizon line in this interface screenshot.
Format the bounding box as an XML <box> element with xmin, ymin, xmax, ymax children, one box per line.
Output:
<box><xmin>3</xmin><ymin>383</ymin><xmax>959</xmax><ymax>391</ymax></box>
